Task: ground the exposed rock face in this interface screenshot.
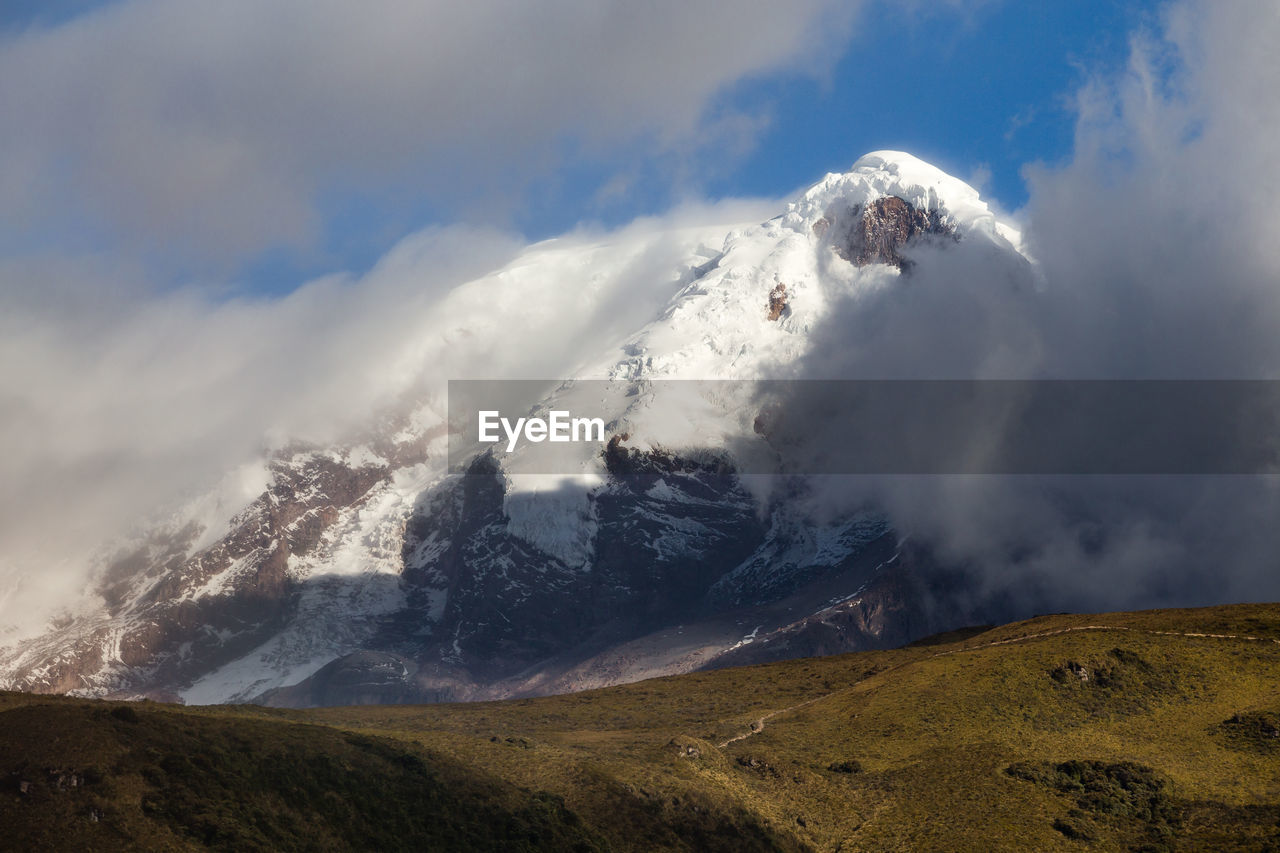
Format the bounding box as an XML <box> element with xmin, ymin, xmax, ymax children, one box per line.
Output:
<box><xmin>301</xmin><ymin>438</ymin><xmax>986</xmax><ymax>706</ymax></box>
<box><xmin>378</xmin><ymin>450</ymin><xmax>772</xmax><ymax>698</ymax></box>
<box><xmin>392</xmin><ymin>454</ymin><xmax>597</xmax><ymax>683</ymax></box>
<box><xmin>766</xmin><ymin>283</ymin><xmax>789</xmax><ymax>321</ymax></box>
<box><xmin>832</xmin><ymin>195</ymin><xmax>955</xmax><ymax>270</ymax></box>
<box><xmin>707</xmin><ymin>545</ymin><xmax>997</xmax><ymax>669</ymax></box>
<box><xmin>0</xmin><ymin>436</ymin><xmax>977</xmax><ymax>707</ymax></box>
<box><xmin>0</xmin><ymin>446</ymin><xmax>396</xmax><ymax>697</ymax></box>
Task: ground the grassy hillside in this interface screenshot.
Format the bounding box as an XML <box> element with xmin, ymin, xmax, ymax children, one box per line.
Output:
<box><xmin>4</xmin><ymin>603</ymin><xmax>1280</xmax><ymax>851</ymax></box>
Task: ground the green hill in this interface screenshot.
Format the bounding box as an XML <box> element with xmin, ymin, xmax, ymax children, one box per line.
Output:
<box><xmin>4</xmin><ymin>603</ymin><xmax>1280</xmax><ymax>851</ymax></box>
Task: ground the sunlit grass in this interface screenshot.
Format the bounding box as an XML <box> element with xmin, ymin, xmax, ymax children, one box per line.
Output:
<box><xmin>4</xmin><ymin>602</ymin><xmax>1280</xmax><ymax>850</ymax></box>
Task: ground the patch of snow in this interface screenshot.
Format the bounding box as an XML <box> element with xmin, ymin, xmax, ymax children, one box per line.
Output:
<box><xmin>726</xmin><ymin>625</ymin><xmax>763</xmax><ymax>652</ymax></box>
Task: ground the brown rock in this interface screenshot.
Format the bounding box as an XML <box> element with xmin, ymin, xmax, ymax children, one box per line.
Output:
<box><xmin>831</xmin><ymin>195</ymin><xmax>955</xmax><ymax>270</ymax></box>
<box><xmin>767</xmin><ymin>282</ymin><xmax>788</xmax><ymax>321</ymax></box>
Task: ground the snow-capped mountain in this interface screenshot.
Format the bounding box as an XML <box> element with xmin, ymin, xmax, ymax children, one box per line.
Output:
<box><xmin>0</xmin><ymin>152</ymin><xmax>1035</xmax><ymax>706</ymax></box>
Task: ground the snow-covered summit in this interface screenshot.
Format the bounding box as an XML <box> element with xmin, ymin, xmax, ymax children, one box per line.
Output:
<box><xmin>785</xmin><ymin>150</ymin><xmax>1005</xmax><ymax>242</ymax></box>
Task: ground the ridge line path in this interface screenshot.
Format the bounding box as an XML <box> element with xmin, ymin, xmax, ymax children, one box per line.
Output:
<box><xmin>715</xmin><ymin>624</ymin><xmax>1280</xmax><ymax>748</ymax></box>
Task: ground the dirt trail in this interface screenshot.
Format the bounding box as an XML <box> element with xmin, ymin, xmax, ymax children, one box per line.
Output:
<box><xmin>715</xmin><ymin>624</ymin><xmax>1280</xmax><ymax>748</ymax></box>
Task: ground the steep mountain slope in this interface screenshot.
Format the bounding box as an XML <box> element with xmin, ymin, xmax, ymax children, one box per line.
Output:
<box><xmin>0</xmin><ymin>152</ymin><xmax>1036</xmax><ymax>706</ymax></box>
<box><xmin>4</xmin><ymin>602</ymin><xmax>1280</xmax><ymax>851</ymax></box>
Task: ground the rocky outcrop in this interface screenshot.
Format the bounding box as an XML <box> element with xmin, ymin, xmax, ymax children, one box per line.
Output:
<box><xmin>766</xmin><ymin>282</ymin><xmax>788</xmax><ymax>321</ymax></box>
<box><xmin>830</xmin><ymin>195</ymin><xmax>955</xmax><ymax>270</ymax></box>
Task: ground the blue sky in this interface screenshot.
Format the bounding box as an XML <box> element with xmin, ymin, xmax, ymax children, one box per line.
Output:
<box><xmin>0</xmin><ymin>1</ymin><xmax>1166</xmax><ymax>296</ymax></box>
<box><xmin>516</xmin><ymin>1</ymin><xmax>1166</xmax><ymax>235</ymax></box>
<box><xmin>714</xmin><ymin>1</ymin><xmax>1160</xmax><ymax>211</ymax></box>
<box><xmin>311</xmin><ymin>1</ymin><xmax>1166</xmax><ymax>290</ymax></box>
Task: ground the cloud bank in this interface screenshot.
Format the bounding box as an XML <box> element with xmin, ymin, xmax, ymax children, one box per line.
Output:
<box><xmin>781</xmin><ymin>0</ymin><xmax>1280</xmax><ymax>614</ymax></box>
<box><xmin>0</xmin><ymin>199</ymin><xmax>775</xmax><ymax>637</ymax></box>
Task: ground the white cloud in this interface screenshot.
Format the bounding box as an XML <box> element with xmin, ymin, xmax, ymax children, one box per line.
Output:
<box><xmin>0</xmin><ymin>225</ymin><xmax>513</xmax><ymax>630</ymax></box>
<box><xmin>0</xmin><ymin>197</ymin><xmax>776</xmax><ymax>636</ymax></box>
<box><xmin>0</xmin><ymin>0</ymin><xmax>856</xmax><ymax>264</ymax></box>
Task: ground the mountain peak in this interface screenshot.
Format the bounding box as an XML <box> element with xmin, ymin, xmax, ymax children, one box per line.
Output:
<box><xmin>851</xmin><ymin>150</ymin><xmax>977</xmax><ymax>198</ymax></box>
<box><xmin>788</xmin><ymin>150</ymin><xmax>1002</xmax><ymax>246</ymax></box>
